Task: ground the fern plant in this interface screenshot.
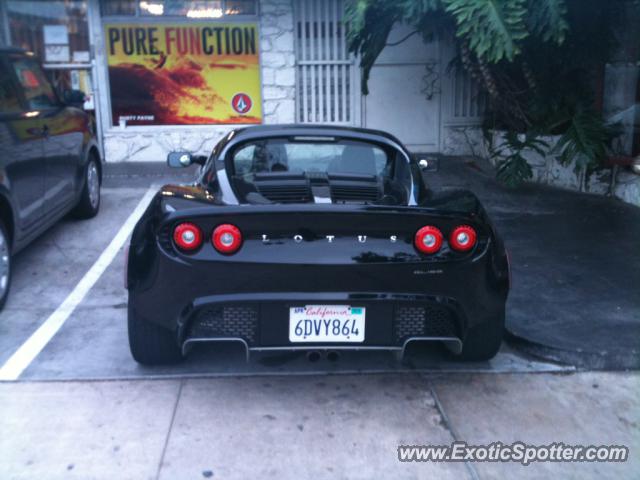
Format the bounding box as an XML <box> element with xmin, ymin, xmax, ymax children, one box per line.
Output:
<box><xmin>490</xmin><ymin>131</ymin><xmax>548</xmax><ymax>187</ymax></box>
<box><xmin>553</xmin><ymin>109</ymin><xmax>615</xmax><ymax>173</ymax></box>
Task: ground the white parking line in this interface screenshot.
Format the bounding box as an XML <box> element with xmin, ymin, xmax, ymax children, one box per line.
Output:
<box><xmin>0</xmin><ymin>187</ymin><xmax>157</xmax><ymax>381</ymax></box>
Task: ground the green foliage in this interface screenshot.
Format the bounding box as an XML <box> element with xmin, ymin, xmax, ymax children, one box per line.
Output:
<box><xmin>346</xmin><ymin>0</ymin><xmax>623</xmax><ymax>186</ymax></box>
<box><xmin>346</xmin><ymin>0</ymin><xmax>569</xmax><ymax>84</ymax></box>
<box><xmin>526</xmin><ymin>0</ymin><xmax>568</xmax><ymax>43</ymax></box>
<box><xmin>346</xmin><ymin>0</ymin><xmax>447</xmax><ymax>93</ymax></box>
<box><xmin>443</xmin><ymin>0</ymin><xmax>529</xmax><ymax>62</ymax></box>
<box><xmin>398</xmin><ymin>0</ymin><xmax>443</xmax><ymax>18</ymax></box>
<box><xmin>491</xmin><ymin>131</ymin><xmax>548</xmax><ymax>187</ymax></box>
<box><xmin>490</xmin><ymin>110</ymin><xmax>616</xmax><ymax>187</ymax></box>
<box><xmin>346</xmin><ymin>1</ymin><xmax>399</xmax><ymax>95</ymax></box>
<box><xmin>553</xmin><ymin>110</ymin><xmax>615</xmax><ymax>173</ymax></box>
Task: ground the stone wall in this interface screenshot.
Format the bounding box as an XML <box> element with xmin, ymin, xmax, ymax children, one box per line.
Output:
<box><xmin>259</xmin><ymin>0</ymin><xmax>296</xmax><ymax>124</ymax></box>
<box><xmin>488</xmin><ymin>130</ymin><xmax>640</xmax><ymax>207</ymax></box>
<box><xmin>101</xmin><ymin>0</ymin><xmax>296</xmax><ymax>163</ymax></box>
<box><xmin>441</xmin><ymin>126</ymin><xmax>489</xmax><ymax>158</ymax></box>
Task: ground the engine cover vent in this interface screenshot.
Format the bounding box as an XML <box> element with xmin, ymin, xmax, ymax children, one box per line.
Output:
<box><xmin>331</xmin><ymin>184</ymin><xmax>380</xmax><ymax>203</ymax></box>
<box><xmin>257</xmin><ymin>184</ymin><xmax>313</xmax><ymax>203</ymax></box>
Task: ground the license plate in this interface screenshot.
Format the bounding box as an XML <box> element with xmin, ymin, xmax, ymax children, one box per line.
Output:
<box><xmin>289</xmin><ymin>305</ymin><xmax>365</xmax><ymax>343</ymax></box>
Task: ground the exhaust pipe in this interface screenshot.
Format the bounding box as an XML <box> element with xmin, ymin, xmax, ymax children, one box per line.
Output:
<box><xmin>326</xmin><ymin>350</ymin><xmax>340</xmax><ymax>362</ymax></box>
<box><xmin>306</xmin><ymin>350</ymin><xmax>322</xmax><ymax>362</ymax></box>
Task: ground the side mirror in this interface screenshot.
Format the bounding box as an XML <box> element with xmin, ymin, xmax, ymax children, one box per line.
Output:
<box><xmin>415</xmin><ymin>155</ymin><xmax>439</xmax><ymax>172</ymax></box>
<box><xmin>167</xmin><ymin>152</ymin><xmax>207</xmax><ymax>168</ymax></box>
<box><xmin>63</xmin><ymin>89</ymin><xmax>86</xmax><ymax>107</ymax></box>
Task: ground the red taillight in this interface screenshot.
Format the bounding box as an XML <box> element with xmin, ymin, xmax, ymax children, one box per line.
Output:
<box><xmin>449</xmin><ymin>225</ymin><xmax>477</xmax><ymax>252</ymax></box>
<box><xmin>173</xmin><ymin>222</ymin><xmax>203</xmax><ymax>251</ymax></box>
<box><xmin>414</xmin><ymin>226</ymin><xmax>443</xmax><ymax>254</ymax></box>
<box><xmin>212</xmin><ymin>224</ymin><xmax>242</xmax><ymax>254</ymax></box>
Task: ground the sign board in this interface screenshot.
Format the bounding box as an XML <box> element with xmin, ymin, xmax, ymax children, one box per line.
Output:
<box><xmin>104</xmin><ymin>22</ymin><xmax>262</xmax><ymax>126</ymax></box>
<box><xmin>72</xmin><ymin>50</ymin><xmax>91</xmax><ymax>63</ymax></box>
<box><xmin>44</xmin><ymin>44</ymin><xmax>70</xmax><ymax>62</ymax></box>
<box><xmin>43</xmin><ymin>25</ymin><xmax>69</xmax><ymax>45</ymax></box>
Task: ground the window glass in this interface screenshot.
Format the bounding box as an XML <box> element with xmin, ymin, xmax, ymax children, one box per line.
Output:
<box><xmin>101</xmin><ymin>0</ymin><xmax>136</xmax><ymax>15</ymax></box>
<box><xmin>232</xmin><ymin>139</ymin><xmax>391</xmax><ymax>177</ymax></box>
<box><xmin>138</xmin><ymin>1</ymin><xmax>169</xmax><ymax>15</ymax></box>
<box><xmin>233</xmin><ymin>144</ymin><xmax>256</xmax><ymax>174</ymax></box>
<box><xmin>11</xmin><ymin>58</ymin><xmax>58</xmax><ymax>110</ymax></box>
<box><xmin>225</xmin><ymin>0</ymin><xmax>256</xmax><ymax>15</ymax></box>
<box><xmin>101</xmin><ymin>0</ymin><xmax>256</xmax><ymax>16</ymax></box>
<box><xmin>0</xmin><ymin>64</ymin><xmax>22</xmax><ymax>114</ymax></box>
<box><xmin>142</xmin><ymin>1</ymin><xmax>224</xmax><ymax>17</ymax></box>
<box><xmin>7</xmin><ymin>1</ymin><xmax>89</xmax><ymax>64</ymax></box>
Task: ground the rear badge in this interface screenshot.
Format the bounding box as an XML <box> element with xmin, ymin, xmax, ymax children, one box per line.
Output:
<box><xmin>261</xmin><ymin>234</ymin><xmax>399</xmax><ymax>244</ymax></box>
<box><xmin>413</xmin><ymin>269</ymin><xmax>443</xmax><ymax>275</ymax></box>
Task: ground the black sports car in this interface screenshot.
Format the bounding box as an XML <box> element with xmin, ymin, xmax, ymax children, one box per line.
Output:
<box><xmin>126</xmin><ymin>125</ymin><xmax>509</xmax><ymax>364</ymax></box>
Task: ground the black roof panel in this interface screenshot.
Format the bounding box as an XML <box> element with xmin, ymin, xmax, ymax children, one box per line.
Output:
<box><xmin>229</xmin><ymin>124</ymin><xmax>405</xmax><ymax>146</ymax></box>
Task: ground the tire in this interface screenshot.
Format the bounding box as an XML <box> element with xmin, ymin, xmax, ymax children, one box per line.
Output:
<box><xmin>72</xmin><ymin>155</ymin><xmax>101</xmax><ymax>219</ymax></box>
<box><xmin>454</xmin><ymin>313</ymin><xmax>505</xmax><ymax>361</ymax></box>
<box><xmin>0</xmin><ymin>219</ymin><xmax>11</xmax><ymax>311</ymax></box>
<box><xmin>128</xmin><ymin>301</ymin><xmax>183</xmax><ymax>365</ymax></box>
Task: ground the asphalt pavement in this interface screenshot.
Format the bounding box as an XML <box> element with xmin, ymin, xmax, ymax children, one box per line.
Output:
<box><xmin>426</xmin><ymin>157</ymin><xmax>640</xmax><ymax>369</ymax></box>
<box><xmin>1</xmin><ymin>183</ymin><xmax>566</xmax><ymax>381</ymax></box>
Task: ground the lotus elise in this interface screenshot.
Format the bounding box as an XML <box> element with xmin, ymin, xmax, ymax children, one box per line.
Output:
<box><xmin>126</xmin><ymin>125</ymin><xmax>509</xmax><ymax>364</ymax></box>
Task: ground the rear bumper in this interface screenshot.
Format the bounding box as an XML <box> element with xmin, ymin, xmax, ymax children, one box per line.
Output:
<box><xmin>129</xmin><ymin>292</ymin><xmax>465</xmax><ymax>359</ymax></box>
<box><xmin>177</xmin><ymin>292</ymin><xmax>464</xmax><ymax>351</ymax></box>
<box><xmin>130</xmin><ymin>277</ymin><xmax>505</xmax><ymax>355</ymax></box>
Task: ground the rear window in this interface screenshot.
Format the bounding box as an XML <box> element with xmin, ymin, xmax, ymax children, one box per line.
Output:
<box><xmin>232</xmin><ymin>138</ymin><xmax>392</xmax><ymax>178</ymax></box>
<box><xmin>228</xmin><ymin>136</ymin><xmax>413</xmax><ymax>205</ymax></box>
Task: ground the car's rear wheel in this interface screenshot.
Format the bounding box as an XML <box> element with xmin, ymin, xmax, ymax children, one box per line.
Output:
<box><xmin>454</xmin><ymin>313</ymin><xmax>504</xmax><ymax>361</ymax></box>
<box><xmin>128</xmin><ymin>301</ymin><xmax>183</xmax><ymax>365</ymax></box>
<box><xmin>0</xmin><ymin>219</ymin><xmax>11</xmax><ymax>311</ymax></box>
<box><xmin>72</xmin><ymin>155</ymin><xmax>101</xmax><ymax>219</ymax></box>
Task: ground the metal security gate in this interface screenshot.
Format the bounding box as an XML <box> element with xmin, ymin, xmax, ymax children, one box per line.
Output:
<box><xmin>294</xmin><ymin>0</ymin><xmax>356</xmax><ymax>124</ymax></box>
<box><xmin>448</xmin><ymin>67</ymin><xmax>486</xmax><ymax>122</ymax></box>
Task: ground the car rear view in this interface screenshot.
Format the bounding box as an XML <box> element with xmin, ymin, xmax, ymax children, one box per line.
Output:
<box><xmin>126</xmin><ymin>126</ymin><xmax>509</xmax><ymax>365</ymax></box>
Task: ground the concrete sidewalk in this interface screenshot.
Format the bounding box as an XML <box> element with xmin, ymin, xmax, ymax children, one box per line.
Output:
<box><xmin>1</xmin><ymin>372</ymin><xmax>637</xmax><ymax>479</ymax></box>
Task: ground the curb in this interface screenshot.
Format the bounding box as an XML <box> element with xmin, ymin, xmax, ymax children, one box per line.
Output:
<box><xmin>504</xmin><ymin>329</ymin><xmax>640</xmax><ymax>371</ymax></box>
